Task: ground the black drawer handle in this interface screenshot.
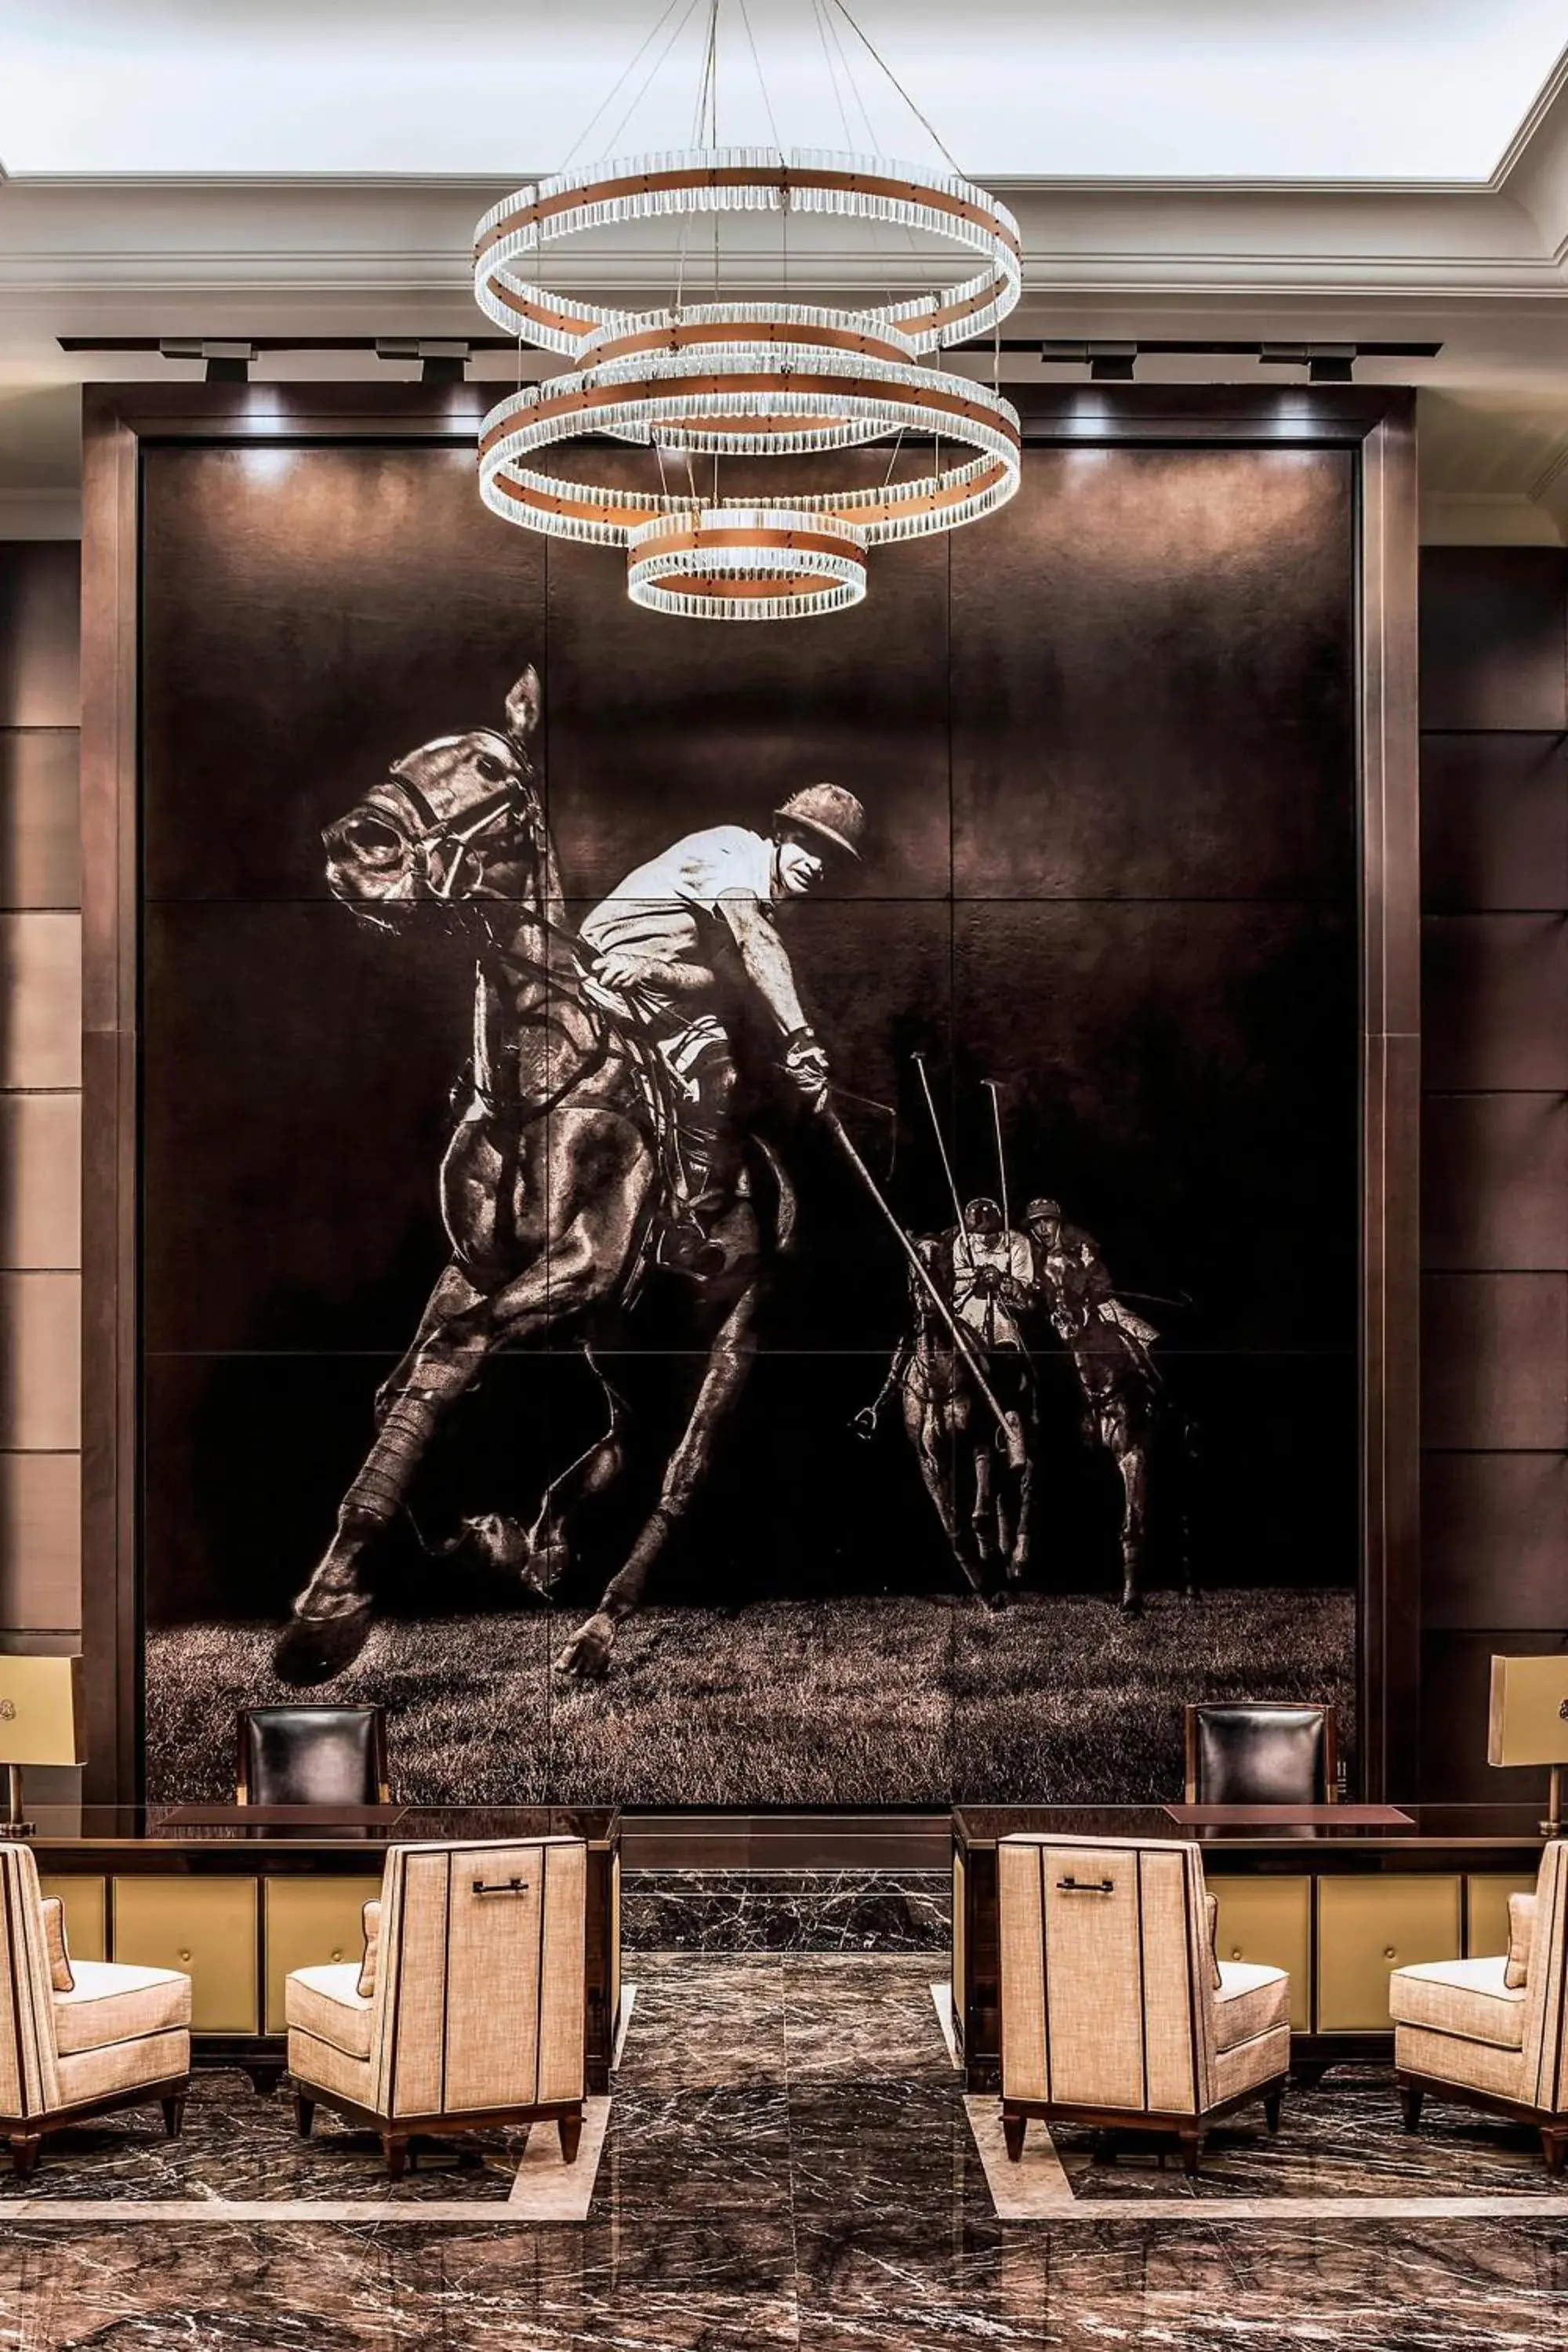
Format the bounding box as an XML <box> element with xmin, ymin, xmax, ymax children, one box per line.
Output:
<box><xmin>472</xmin><ymin>1876</ymin><xmax>531</xmax><ymax>1896</ymax></box>
<box><xmin>1056</xmin><ymin>1875</ymin><xmax>1116</xmax><ymax>1894</ymax></box>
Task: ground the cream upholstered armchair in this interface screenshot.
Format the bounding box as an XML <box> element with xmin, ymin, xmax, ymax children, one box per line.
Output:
<box><xmin>285</xmin><ymin>1836</ymin><xmax>586</xmax><ymax>2179</ymax></box>
<box><xmin>1391</xmin><ymin>1838</ymin><xmax>1568</xmax><ymax>2174</ymax></box>
<box><xmin>0</xmin><ymin>1843</ymin><xmax>191</xmax><ymax>2178</ymax></box>
<box><xmin>998</xmin><ymin>1832</ymin><xmax>1291</xmax><ymax>2176</ymax></box>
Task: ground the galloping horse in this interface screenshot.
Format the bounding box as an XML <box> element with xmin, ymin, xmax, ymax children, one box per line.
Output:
<box><xmin>271</xmin><ymin>668</ymin><xmax>792</xmax><ymax>1686</ymax></box>
<box><xmin>856</xmin><ymin>1239</ymin><xmax>1031</xmax><ymax>1603</ymax></box>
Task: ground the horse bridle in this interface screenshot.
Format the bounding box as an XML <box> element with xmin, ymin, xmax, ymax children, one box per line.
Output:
<box><xmin>374</xmin><ymin>732</ymin><xmax>547</xmax><ymax>902</ymax></box>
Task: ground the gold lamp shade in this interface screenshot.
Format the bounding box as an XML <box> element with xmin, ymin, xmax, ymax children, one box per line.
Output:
<box><xmin>1488</xmin><ymin>1655</ymin><xmax>1568</xmax><ymax>1836</ymax></box>
<box><xmin>0</xmin><ymin>1657</ymin><xmax>85</xmax><ymax>1835</ymax></box>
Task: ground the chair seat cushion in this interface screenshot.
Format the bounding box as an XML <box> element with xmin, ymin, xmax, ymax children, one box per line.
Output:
<box><xmin>1388</xmin><ymin>1955</ymin><xmax>1526</xmax><ymax>2050</ymax></box>
<box><xmin>52</xmin><ymin>1960</ymin><xmax>192</xmax><ymax>2057</ymax></box>
<box><xmin>286</xmin><ymin>1962</ymin><xmax>375</xmax><ymax>2060</ymax></box>
<box><xmin>1212</xmin><ymin>1961</ymin><xmax>1289</xmax><ymax>2053</ymax></box>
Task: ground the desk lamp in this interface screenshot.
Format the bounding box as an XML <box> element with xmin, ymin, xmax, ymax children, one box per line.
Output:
<box><xmin>0</xmin><ymin>1657</ymin><xmax>85</xmax><ymax>1835</ymax></box>
<box><xmin>1489</xmin><ymin>1653</ymin><xmax>1568</xmax><ymax>1838</ymax></box>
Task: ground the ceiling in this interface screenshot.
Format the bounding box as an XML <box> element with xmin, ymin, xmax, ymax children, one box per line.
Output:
<box><xmin>4</xmin><ymin>5</ymin><xmax>1568</xmax><ymax>538</ymax></box>
<box><xmin>3</xmin><ymin>0</ymin><xmax>1566</xmax><ymax>184</ymax></box>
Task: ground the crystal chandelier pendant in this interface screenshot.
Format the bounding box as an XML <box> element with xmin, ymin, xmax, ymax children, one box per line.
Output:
<box><xmin>471</xmin><ymin>20</ymin><xmax>1023</xmax><ymax>618</ymax></box>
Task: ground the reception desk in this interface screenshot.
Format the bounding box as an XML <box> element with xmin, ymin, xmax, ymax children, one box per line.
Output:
<box><xmin>952</xmin><ymin>1805</ymin><xmax>1548</xmax><ymax>2092</ymax></box>
<box><xmin>25</xmin><ymin>1806</ymin><xmax>622</xmax><ymax>2092</ymax></box>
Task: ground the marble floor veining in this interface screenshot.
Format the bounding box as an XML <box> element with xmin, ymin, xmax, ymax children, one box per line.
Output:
<box><xmin>3</xmin><ymin>1954</ymin><xmax>1568</xmax><ymax>2347</ymax></box>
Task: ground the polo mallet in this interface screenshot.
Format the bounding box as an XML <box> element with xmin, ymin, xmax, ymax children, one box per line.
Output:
<box><xmin>911</xmin><ymin>1051</ymin><xmax>972</xmax><ymax>1264</ymax></box>
<box><xmin>822</xmin><ymin>1106</ymin><xmax>1025</xmax><ymax>1469</ymax></box>
<box><xmin>981</xmin><ymin>1077</ymin><xmax>1011</xmax><ymax>1238</ymax></box>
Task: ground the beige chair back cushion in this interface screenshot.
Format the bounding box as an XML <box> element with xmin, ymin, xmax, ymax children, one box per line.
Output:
<box><xmin>368</xmin><ymin>1838</ymin><xmax>586</xmax><ymax>2121</ymax></box>
<box><xmin>1521</xmin><ymin>1839</ymin><xmax>1568</xmax><ymax>2114</ymax></box>
<box><xmin>999</xmin><ymin>1835</ymin><xmax>1215</xmax><ymax>2118</ymax></box>
<box><xmin>0</xmin><ymin>1844</ymin><xmax>62</xmax><ymax>2119</ymax></box>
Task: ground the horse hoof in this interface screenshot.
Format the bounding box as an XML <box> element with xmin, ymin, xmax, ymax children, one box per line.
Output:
<box><xmin>983</xmin><ymin>1586</ymin><xmax>1011</xmax><ymax>1613</ymax></box>
<box><xmin>271</xmin><ymin>1602</ymin><xmax>374</xmax><ymax>1686</ymax></box>
<box><xmin>554</xmin><ymin>1616</ymin><xmax>614</xmax><ymax>1681</ymax></box>
<box><xmin>1120</xmin><ymin>1594</ymin><xmax>1143</xmax><ymax>1618</ymax></box>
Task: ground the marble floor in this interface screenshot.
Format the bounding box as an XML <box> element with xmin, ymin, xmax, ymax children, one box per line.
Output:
<box><xmin>2</xmin><ymin>1954</ymin><xmax>1566</xmax><ymax>2347</ymax></box>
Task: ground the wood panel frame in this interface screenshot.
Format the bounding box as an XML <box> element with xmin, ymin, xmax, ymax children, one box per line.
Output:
<box><xmin>78</xmin><ymin>382</ymin><xmax>1419</xmax><ymax>1809</ymax></box>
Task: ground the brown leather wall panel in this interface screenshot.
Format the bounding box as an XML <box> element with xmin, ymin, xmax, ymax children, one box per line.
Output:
<box><xmin>0</xmin><ymin>543</ymin><xmax>80</xmax><ymax>730</ymax></box>
<box><xmin>0</xmin><ymin>1269</ymin><xmax>81</xmax><ymax>1450</ymax></box>
<box><xmin>1421</xmin><ymin>1272</ymin><xmax>1568</xmax><ymax>1451</ymax></box>
<box><xmin>0</xmin><ymin>1452</ymin><xmax>81</xmax><ymax>1631</ymax></box>
<box><xmin>1421</xmin><ymin>1452</ymin><xmax>1568</xmax><ymax>1629</ymax></box>
<box><xmin>1421</xmin><ymin>734</ymin><xmax>1568</xmax><ymax>913</ymax></box>
<box><xmin>0</xmin><ymin>1091</ymin><xmax>80</xmax><ymax>1269</ymax></box>
<box><xmin>0</xmin><ymin>912</ymin><xmax>81</xmax><ymax>1090</ymax></box>
<box><xmin>0</xmin><ymin>729</ymin><xmax>80</xmax><ymax>910</ymax></box>
<box><xmin>1421</xmin><ymin>915</ymin><xmax>1568</xmax><ymax>1092</ymax></box>
<box><xmin>1421</xmin><ymin>1092</ymin><xmax>1567</xmax><ymax>1270</ymax></box>
<box><xmin>1419</xmin><ymin>547</ymin><xmax>1566</xmax><ymax>733</ymax></box>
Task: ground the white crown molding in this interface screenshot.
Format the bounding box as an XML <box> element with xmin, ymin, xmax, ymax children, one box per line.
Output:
<box><xmin>2</xmin><ymin>180</ymin><xmax>1566</xmax><ymax>312</ymax></box>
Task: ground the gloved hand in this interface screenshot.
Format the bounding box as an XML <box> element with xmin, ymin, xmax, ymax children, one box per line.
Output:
<box><xmin>970</xmin><ymin>1263</ymin><xmax>1002</xmax><ymax>1296</ymax></box>
<box><xmin>782</xmin><ymin>1026</ymin><xmax>831</xmax><ymax>1109</ymax></box>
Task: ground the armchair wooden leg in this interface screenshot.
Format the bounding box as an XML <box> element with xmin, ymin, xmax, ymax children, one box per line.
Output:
<box><xmin>383</xmin><ymin>2131</ymin><xmax>409</xmax><ymax>2183</ymax></box>
<box><xmin>160</xmin><ymin>2095</ymin><xmax>186</xmax><ymax>2140</ymax></box>
<box><xmin>8</xmin><ymin>2135</ymin><xmax>40</xmax><ymax>2181</ymax></box>
<box><xmin>1178</xmin><ymin>2129</ymin><xmax>1202</xmax><ymax>2179</ymax></box>
<box><xmin>1001</xmin><ymin>2108</ymin><xmax>1026</xmax><ymax>2163</ymax></box>
<box><xmin>1263</xmin><ymin>2088</ymin><xmax>1283</xmax><ymax>2136</ymax></box>
<box><xmin>294</xmin><ymin>2094</ymin><xmax>315</xmax><ymax>2140</ymax></box>
<box><xmin>1542</xmin><ymin>2129</ymin><xmax>1566</xmax><ymax>2178</ymax></box>
<box><xmin>1399</xmin><ymin>2083</ymin><xmax>1424</xmax><ymax>2133</ymax></box>
<box><xmin>557</xmin><ymin>2108</ymin><xmax>583</xmax><ymax>2164</ymax></box>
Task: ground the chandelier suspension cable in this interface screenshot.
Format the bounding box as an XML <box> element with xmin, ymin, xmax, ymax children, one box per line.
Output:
<box><xmin>558</xmin><ymin>0</ymin><xmax>691</xmax><ymax>173</ymax></box>
<box><xmin>825</xmin><ymin>0</ymin><xmax>967</xmax><ymax>175</ymax></box>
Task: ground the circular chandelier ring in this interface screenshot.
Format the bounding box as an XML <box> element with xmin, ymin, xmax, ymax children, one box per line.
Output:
<box><xmin>479</xmin><ymin>353</ymin><xmax>1021</xmax><ymax>475</ymax></box>
<box><xmin>626</xmin><ymin>507</ymin><xmax>868</xmax><ymax>622</ymax></box>
<box><xmin>474</xmin><ymin>147</ymin><xmax>1022</xmax><ymax>358</ymax></box>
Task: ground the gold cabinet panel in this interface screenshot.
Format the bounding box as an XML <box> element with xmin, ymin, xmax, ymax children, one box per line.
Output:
<box><xmin>1466</xmin><ymin>1871</ymin><xmax>1536</xmax><ymax>1960</ymax></box>
<box><xmin>1315</xmin><ymin>1875</ymin><xmax>1461</xmax><ymax>2032</ymax></box>
<box><xmin>1209</xmin><ymin>1876</ymin><xmax>1311</xmax><ymax>2032</ymax></box>
<box><xmin>112</xmin><ymin>1877</ymin><xmax>258</xmax><ymax>2034</ymax></box>
<box><xmin>38</xmin><ymin>1875</ymin><xmax>105</xmax><ymax>1964</ymax></box>
<box><xmin>263</xmin><ymin>1878</ymin><xmax>381</xmax><ymax>2034</ymax></box>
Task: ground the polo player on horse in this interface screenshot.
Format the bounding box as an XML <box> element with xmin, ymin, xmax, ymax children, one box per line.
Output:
<box><xmin>577</xmin><ymin>782</ymin><xmax>867</xmax><ymax>1268</ymax></box>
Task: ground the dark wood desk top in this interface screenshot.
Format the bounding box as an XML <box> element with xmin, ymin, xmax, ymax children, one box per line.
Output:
<box><xmin>953</xmin><ymin>1803</ymin><xmax>1550</xmax><ymax>1853</ymax></box>
<box><xmin>22</xmin><ymin>1806</ymin><xmax>620</xmax><ymax>1853</ymax></box>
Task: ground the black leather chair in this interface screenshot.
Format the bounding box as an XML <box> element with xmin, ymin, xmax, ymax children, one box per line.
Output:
<box><xmin>1184</xmin><ymin>1702</ymin><xmax>1338</xmax><ymax>1807</ymax></box>
<box><xmin>235</xmin><ymin>1706</ymin><xmax>390</xmax><ymax>1808</ymax></box>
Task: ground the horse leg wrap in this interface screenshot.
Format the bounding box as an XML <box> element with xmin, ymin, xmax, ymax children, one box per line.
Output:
<box><xmin>343</xmin><ymin>1388</ymin><xmax>445</xmax><ymax>1524</ymax></box>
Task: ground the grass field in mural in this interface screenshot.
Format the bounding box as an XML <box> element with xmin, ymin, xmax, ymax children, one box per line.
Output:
<box><xmin>146</xmin><ymin>1588</ymin><xmax>1356</xmax><ymax>1808</ymax></box>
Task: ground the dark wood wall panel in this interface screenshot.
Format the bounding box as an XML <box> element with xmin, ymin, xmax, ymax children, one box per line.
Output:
<box><xmin>1419</xmin><ymin>548</ymin><xmax>1567</xmax><ymax>732</ymax></box>
<box><xmin>1421</xmin><ymin>735</ymin><xmax>1568</xmax><ymax>911</ymax></box>
<box><xmin>1421</xmin><ymin>1452</ymin><xmax>1568</xmax><ymax>1629</ymax></box>
<box><xmin>1417</xmin><ymin>544</ymin><xmax>1568</xmax><ymax>1802</ymax></box>
<box><xmin>1421</xmin><ymin>1094</ymin><xmax>1567</xmax><ymax>1269</ymax></box>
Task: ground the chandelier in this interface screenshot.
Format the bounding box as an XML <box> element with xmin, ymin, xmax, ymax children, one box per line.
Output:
<box><xmin>472</xmin><ymin>4</ymin><xmax>1022</xmax><ymax>620</ymax></box>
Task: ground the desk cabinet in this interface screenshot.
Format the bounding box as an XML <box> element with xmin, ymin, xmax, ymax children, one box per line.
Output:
<box><xmin>113</xmin><ymin>1876</ymin><xmax>259</xmax><ymax>2033</ymax></box>
<box><xmin>263</xmin><ymin>1878</ymin><xmax>382</xmax><ymax>2034</ymax></box>
<box><xmin>1314</xmin><ymin>1875</ymin><xmax>1461</xmax><ymax>2031</ymax></box>
<box><xmin>1210</xmin><ymin>1876</ymin><xmax>1311</xmax><ymax>2031</ymax></box>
